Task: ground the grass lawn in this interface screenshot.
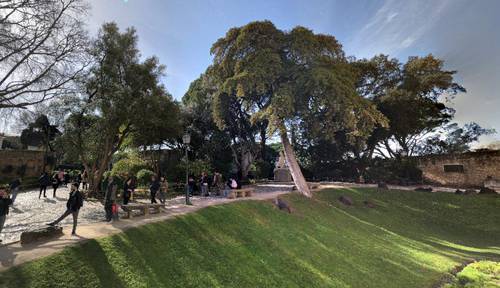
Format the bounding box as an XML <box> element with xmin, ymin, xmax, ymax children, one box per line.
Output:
<box><xmin>0</xmin><ymin>188</ymin><xmax>499</xmax><ymax>288</ymax></box>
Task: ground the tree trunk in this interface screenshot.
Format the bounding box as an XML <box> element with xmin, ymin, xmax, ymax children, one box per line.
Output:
<box><xmin>279</xmin><ymin>128</ymin><xmax>311</xmax><ymax>197</ymax></box>
<box><xmin>240</xmin><ymin>148</ymin><xmax>253</xmax><ymax>180</ymax></box>
<box><xmin>260</xmin><ymin>123</ymin><xmax>267</xmax><ymax>160</ymax></box>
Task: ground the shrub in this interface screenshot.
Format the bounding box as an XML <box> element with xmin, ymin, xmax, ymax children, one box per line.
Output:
<box><xmin>175</xmin><ymin>159</ymin><xmax>212</xmax><ymax>181</ymax></box>
<box><xmin>254</xmin><ymin>160</ymin><xmax>273</xmax><ymax>179</ymax></box>
<box><xmin>111</xmin><ymin>152</ymin><xmax>148</xmax><ymax>178</ymax></box>
<box><xmin>136</xmin><ymin>169</ymin><xmax>155</xmax><ymax>187</ymax></box>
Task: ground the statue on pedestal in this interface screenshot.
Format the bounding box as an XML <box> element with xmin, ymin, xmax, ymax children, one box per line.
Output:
<box><xmin>274</xmin><ymin>150</ymin><xmax>292</xmax><ymax>182</ymax></box>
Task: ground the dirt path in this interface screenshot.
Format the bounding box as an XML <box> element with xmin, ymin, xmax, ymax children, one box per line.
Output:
<box><xmin>0</xmin><ymin>184</ymin><xmax>293</xmax><ymax>272</ymax></box>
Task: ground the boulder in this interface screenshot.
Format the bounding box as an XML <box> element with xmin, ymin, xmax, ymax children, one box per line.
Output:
<box><xmin>479</xmin><ymin>187</ymin><xmax>497</xmax><ymax>194</ymax></box>
<box><xmin>363</xmin><ymin>200</ymin><xmax>375</xmax><ymax>208</ymax></box>
<box><xmin>377</xmin><ymin>182</ymin><xmax>389</xmax><ymax>190</ymax></box>
<box><xmin>338</xmin><ymin>195</ymin><xmax>353</xmax><ymax>206</ymax></box>
<box><xmin>414</xmin><ymin>187</ymin><xmax>433</xmax><ymax>192</ymax></box>
<box><xmin>20</xmin><ymin>226</ymin><xmax>63</xmax><ymax>245</ymax></box>
<box><xmin>274</xmin><ymin>198</ymin><xmax>292</xmax><ymax>213</ymax></box>
<box><xmin>455</xmin><ymin>189</ymin><xmax>464</xmax><ymax>195</ymax></box>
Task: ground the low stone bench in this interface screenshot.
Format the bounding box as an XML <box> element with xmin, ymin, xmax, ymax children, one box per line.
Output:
<box><xmin>227</xmin><ymin>188</ymin><xmax>254</xmax><ymax>199</ymax></box>
<box><xmin>121</xmin><ymin>203</ymin><xmax>165</xmax><ymax>219</ymax></box>
<box><xmin>20</xmin><ymin>226</ymin><xmax>63</xmax><ymax>245</ymax></box>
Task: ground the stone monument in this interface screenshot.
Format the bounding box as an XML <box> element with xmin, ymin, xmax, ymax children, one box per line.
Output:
<box><xmin>274</xmin><ymin>151</ymin><xmax>292</xmax><ymax>182</ymax></box>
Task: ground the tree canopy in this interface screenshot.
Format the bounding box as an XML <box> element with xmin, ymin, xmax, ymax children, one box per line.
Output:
<box><xmin>58</xmin><ymin>23</ymin><xmax>181</xmax><ymax>193</ymax></box>
<box><xmin>208</xmin><ymin>21</ymin><xmax>387</xmax><ymax>196</ymax></box>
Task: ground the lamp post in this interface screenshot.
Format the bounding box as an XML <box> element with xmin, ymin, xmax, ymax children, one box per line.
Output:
<box><xmin>182</xmin><ymin>133</ymin><xmax>192</xmax><ymax>205</ymax></box>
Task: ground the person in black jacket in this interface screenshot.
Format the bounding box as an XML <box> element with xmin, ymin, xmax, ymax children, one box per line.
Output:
<box><xmin>47</xmin><ymin>182</ymin><xmax>84</xmax><ymax>235</ymax></box>
<box><xmin>38</xmin><ymin>172</ymin><xmax>50</xmax><ymax>198</ymax></box>
<box><xmin>123</xmin><ymin>177</ymin><xmax>135</xmax><ymax>205</ymax></box>
<box><xmin>149</xmin><ymin>175</ymin><xmax>160</xmax><ymax>204</ymax></box>
<box><xmin>0</xmin><ymin>187</ymin><xmax>13</xmax><ymax>243</ymax></box>
<box><xmin>104</xmin><ymin>176</ymin><xmax>117</xmax><ymax>222</ymax></box>
<box><xmin>51</xmin><ymin>173</ymin><xmax>60</xmax><ymax>198</ymax></box>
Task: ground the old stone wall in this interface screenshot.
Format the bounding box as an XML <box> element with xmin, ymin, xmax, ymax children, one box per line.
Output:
<box><xmin>417</xmin><ymin>150</ymin><xmax>500</xmax><ymax>188</ymax></box>
<box><xmin>0</xmin><ymin>150</ymin><xmax>46</xmax><ymax>180</ymax></box>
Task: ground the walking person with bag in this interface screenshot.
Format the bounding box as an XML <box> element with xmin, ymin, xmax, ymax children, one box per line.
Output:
<box><xmin>47</xmin><ymin>182</ymin><xmax>84</xmax><ymax>235</ymax></box>
<box><xmin>104</xmin><ymin>176</ymin><xmax>118</xmax><ymax>222</ymax></box>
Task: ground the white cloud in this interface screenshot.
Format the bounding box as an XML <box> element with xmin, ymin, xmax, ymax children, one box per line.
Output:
<box><xmin>348</xmin><ymin>0</ymin><xmax>453</xmax><ymax>58</ymax></box>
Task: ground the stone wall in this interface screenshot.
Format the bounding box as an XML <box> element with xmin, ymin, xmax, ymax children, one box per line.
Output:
<box><xmin>416</xmin><ymin>150</ymin><xmax>500</xmax><ymax>188</ymax></box>
<box><xmin>0</xmin><ymin>150</ymin><xmax>46</xmax><ymax>180</ymax></box>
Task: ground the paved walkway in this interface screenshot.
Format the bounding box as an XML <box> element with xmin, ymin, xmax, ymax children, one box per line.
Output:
<box><xmin>0</xmin><ymin>183</ymin><xmax>294</xmax><ymax>271</ymax></box>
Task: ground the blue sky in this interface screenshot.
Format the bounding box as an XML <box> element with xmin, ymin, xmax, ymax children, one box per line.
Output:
<box><xmin>88</xmin><ymin>0</ymin><xmax>499</xmax><ymax>144</ymax></box>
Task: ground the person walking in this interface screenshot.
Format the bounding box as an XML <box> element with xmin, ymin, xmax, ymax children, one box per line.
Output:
<box><xmin>149</xmin><ymin>175</ymin><xmax>160</xmax><ymax>204</ymax></box>
<box><xmin>123</xmin><ymin>177</ymin><xmax>135</xmax><ymax>205</ymax></box>
<box><xmin>81</xmin><ymin>170</ymin><xmax>88</xmax><ymax>191</ymax></box>
<box><xmin>38</xmin><ymin>171</ymin><xmax>50</xmax><ymax>198</ymax></box>
<box><xmin>51</xmin><ymin>173</ymin><xmax>60</xmax><ymax>198</ymax></box>
<box><xmin>0</xmin><ymin>187</ymin><xmax>13</xmax><ymax>243</ymax></box>
<box><xmin>9</xmin><ymin>178</ymin><xmax>21</xmax><ymax>204</ymax></box>
<box><xmin>159</xmin><ymin>176</ymin><xmax>168</xmax><ymax>204</ymax></box>
<box><xmin>200</xmin><ymin>171</ymin><xmax>209</xmax><ymax>197</ymax></box>
<box><xmin>47</xmin><ymin>182</ymin><xmax>84</xmax><ymax>235</ymax></box>
<box><xmin>57</xmin><ymin>169</ymin><xmax>65</xmax><ymax>186</ymax></box>
<box><xmin>104</xmin><ymin>176</ymin><xmax>117</xmax><ymax>222</ymax></box>
<box><xmin>188</xmin><ymin>175</ymin><xmax>196</xmax><ymax>197</ymax></box>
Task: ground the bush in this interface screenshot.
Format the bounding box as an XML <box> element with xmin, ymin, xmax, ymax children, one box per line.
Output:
<box><xmin>111</xmin><ymin>152</ymin><xmax>148</xmax><ymax>178</ymax></box>
<box><xmin>136</xmin><ymin>169</ymin><xmax>155</xmax><ymax>187</ymax></box>
<box><xmin>175</xmin><ymin>159</ymin><xmax>212</xmax><ymax>181</ymax></box>
<box><xmin>254</xmin><ymin>160</ymin><xmax>273</xmax><ymax>179</ymax></box>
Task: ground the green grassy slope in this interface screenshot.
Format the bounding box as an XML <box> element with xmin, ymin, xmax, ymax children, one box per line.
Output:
<box><xmin>1</xmin><ymin>188</ymin><xmax>499</xmax><ymax>288</ymax></box>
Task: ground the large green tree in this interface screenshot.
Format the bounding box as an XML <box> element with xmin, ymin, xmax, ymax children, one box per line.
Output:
<box><xmin>208</xmin><ymin>21</ymin><xmax>386</xmax><ymax>197</ymax></box>
<box><xmin>59</xmin><ymin>23</ymin><xmax>180</xmax><ymax>194</ymax></box>
<box><xmin>354</xmin><ymin>54</ymin><xmax>466</xmax><ymax>158</ymax></box>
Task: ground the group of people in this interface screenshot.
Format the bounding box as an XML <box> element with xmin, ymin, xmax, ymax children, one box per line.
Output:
<box><xmin>0</xmin><ymin>177</ymin><xmax>85</xmax><ymax>239</ymax></box>
<box><xmin>0</xmin><ymin>169</ymin><xmax>242</xmax><ymax>241</ymax></box>
<box><xmin>38</xmin><ymin>169</ymin><xmax>89</xmax><ymax>199</ymax></box>
<box><xmin>187</xmin><ymin>171</ymin><xmax>240</xmax><ymax>197</ymax></box>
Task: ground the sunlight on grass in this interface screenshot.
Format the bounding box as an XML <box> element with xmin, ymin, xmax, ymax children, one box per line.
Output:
<box><xmin>1</xmin><ymin>187</ymin><xmax>498</xmax><ymax>288</ymax></box>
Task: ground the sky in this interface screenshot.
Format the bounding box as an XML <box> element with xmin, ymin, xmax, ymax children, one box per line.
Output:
<box><xmin>16</xmin><ymin>0</ymin><xmax>500</xmax><ymax>144</ymax></box>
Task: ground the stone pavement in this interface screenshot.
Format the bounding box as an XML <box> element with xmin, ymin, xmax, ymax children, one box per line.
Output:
<box><xmin>0</xmin><ymin>183</ymin><xmax>294</xmax><ymax>271</ymax></box>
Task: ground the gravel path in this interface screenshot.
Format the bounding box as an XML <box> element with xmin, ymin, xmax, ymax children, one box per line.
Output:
<box><xmin>1</xmin><ymin>186</ymin><xmax>103</xmax><ymax>244</ymax></box>
<box><xmin>0</xmin><ymin>183</ymin><xmax>294</xmax><ymax>271</ymax></box>
<box><xmin>1</xmin><ymin>183</ymin><xmax>296</xmax><ymax>244</ymax></box>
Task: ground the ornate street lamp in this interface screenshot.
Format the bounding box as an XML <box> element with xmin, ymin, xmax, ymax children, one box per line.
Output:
<box><xmin>182</xmin><ymin>133</ymin><xmax>192</xmax><ymax>205</ymax></box>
